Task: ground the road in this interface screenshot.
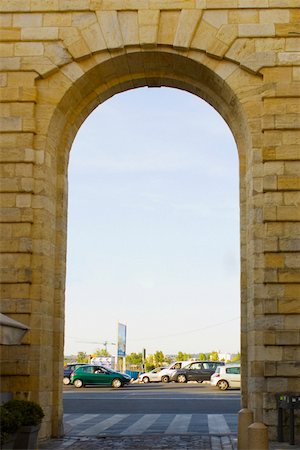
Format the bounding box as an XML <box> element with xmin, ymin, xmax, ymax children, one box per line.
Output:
<box><xmin>62</xmin><ymin>382</ymin><xmax>241</xmax><ymax>439</ymax></box>
<box><xmin>63</xmin><ymin>382</ymin><xmax>241</xmax><ymax>415</ymax></box>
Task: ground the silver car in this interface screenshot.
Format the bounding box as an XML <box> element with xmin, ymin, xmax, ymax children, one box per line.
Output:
<box><xmin>138</xmin><ymin>367</ymin><xmax>166</xmax><ymax>383</ymax></box>
<box><xmin>210</xmin><ymin>363</ymin><xmax>240</xmax><ymax>390</ymax></box>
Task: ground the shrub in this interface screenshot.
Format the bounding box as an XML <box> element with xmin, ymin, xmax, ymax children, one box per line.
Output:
<box><xmin>3</xmin><ymin>400</ymin><xmax>44</xmax><ymax>427</ymax></box>
<box><xmin>0</xmin><ymin>405</ymin><xmax>22</xmax><ymax>444</ymax></box>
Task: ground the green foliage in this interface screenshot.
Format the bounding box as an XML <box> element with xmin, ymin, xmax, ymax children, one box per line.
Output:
<box><xmin>209</xmin><ymin>351</ymin><xmax>219</xmax><ymax>361</ymax></box>
<box><xmin>94</xmin><ymin>348</ymin><xmax>110</xmax><ymax>357</ymax></box>
<box><xmin>230</xmin><ymin>352</ymin><xmax>241</xmax><ymax>362</ymax></box>
<box><xmin>76</xmin><ymin>351</ymin><xmax>89</xmax><ymax>363</ymax></box>
<box><xmin>0</xmin><ymin>405</ymin><xmax>22</xmax><ymax>444</ymax></box>
<box><xmin>153</xmin><ymin>351</ymin><xmax>165</xmax><ymax>365</ymax></box>
<box><xmin>199</xmin><ymin>353</ymin><xmax>208</xmax><ymax>361</ymax></box>
<box><xmin>176</xmin><ymin>351</ymin><xmax>191</xmax><ymax>361</ymax></box>
<box><xmin>126</xmin><ymin>352</ymin><xmax>143</xmax><ymax>366</ymax></box>
<box><xmin>3</xmin><ymin>400</ymin><xmax>44</xmax><ymax>427</ymax></box>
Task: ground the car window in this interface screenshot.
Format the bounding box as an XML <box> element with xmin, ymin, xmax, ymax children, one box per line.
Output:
<box><xmin>203</xmin><ymin>362</ymin><xmax>215</xmax><ymax>369</ymax></box>
<box><xmin>80</xmin><ymin>366</ymin><xmax>93</xmax><ymax>373</ymax></box>
<box><xmin>226</xmin><ymin>367</ymin><xmax>240</xmax><ymax>374</ymax></box>
<box><xmin>190</xmin><ymin>362</ymin><xmax>202</xmax><ymax>370</ymax></box>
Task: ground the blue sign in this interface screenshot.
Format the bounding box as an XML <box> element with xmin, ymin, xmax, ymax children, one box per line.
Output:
<box><xmin>117</xmin><ymin>323</ymin><xmax>126</xmax><ymax>357</ymax></box>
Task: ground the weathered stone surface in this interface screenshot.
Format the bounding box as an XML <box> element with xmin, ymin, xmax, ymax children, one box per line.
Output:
<box><xmin>0</xmin><ymin>2</ymin><xmax>299</xmax><ymax>445</ymax></box>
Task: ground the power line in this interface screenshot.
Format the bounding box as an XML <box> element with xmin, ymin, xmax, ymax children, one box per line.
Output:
<box><xmin>128</xmin><ymin>317</ymin><xmax>240</xmax><ymax>342</ymax></box>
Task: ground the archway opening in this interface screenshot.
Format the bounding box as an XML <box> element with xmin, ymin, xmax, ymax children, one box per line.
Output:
<box><xmin>64</xmin><ymin>86</ymin><xmax>240</xmax><ymax>367</ymax></box>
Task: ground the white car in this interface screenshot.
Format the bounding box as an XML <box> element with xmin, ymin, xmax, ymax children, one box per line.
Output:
<box><xmin>210</xmin><ymin>363</ymin><xmax>240</xmax><ymax>390</ymax></box>
<box><xmin>159</xmin><ymin>361</ymin><xmax>193</xmax><ymax>383</ymax></box>
<box><xmin>138</xmin><ymin>367</ymin><xmax>167</xmax><ymax>383</ymax></box>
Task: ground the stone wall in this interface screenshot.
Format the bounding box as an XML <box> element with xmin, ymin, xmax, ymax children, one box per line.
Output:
<box><xmin>0</xmin><ymin>0</ymin><xmax>299</xmax><ymax>441</ymax></box>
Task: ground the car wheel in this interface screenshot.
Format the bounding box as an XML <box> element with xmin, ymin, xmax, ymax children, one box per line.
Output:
<box><xmin>177</xmin><ymin>374</ymin><xmax>187</xmax><ymax>383</ymax></box>
<box><xmin>63</xmin><ymin>377</ymin><xmax>70</xmax><ymax>385</ymax></box>
<box><xmin>217</xmin><ymin>380</ymin><xmax>229</xmax><ymax>391</ymax></box>
<box><xmin>197</xmin><ymin>380</ymin><xmax>203</xmax><ymax>383</ymax></box>
<box><xmin>74</xmin><ymin>379</ymin><xmax>83</xmax><ymax>388</ymax></box>
<box><xmin>112</xmin><ymin>378</ymin><xmax>122</xmax><ymax>388</ymax></box>
<box><xmin>161</xmin><ymin>376</ymin><xmax>169</xmax><ymax>383</ymax></box>
<box><xmin>143</xmin><ymin>377</ymin><xmax>150</xmax><ymax>384</ymax></box>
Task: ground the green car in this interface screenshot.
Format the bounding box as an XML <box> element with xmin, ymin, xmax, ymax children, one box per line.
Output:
<box><xmin>70</xmin><ymin>364</ymin><xmax>131</xmax><ymax>388</ymax></box>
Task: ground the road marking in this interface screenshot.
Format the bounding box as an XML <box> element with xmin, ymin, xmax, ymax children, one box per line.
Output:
<box><xmin>78</xmin><ymin>414</ymin><xmax>128</xmax><ymax>436</ymax></box>
<box><xmin>65</xmin><ymin>414</ymin><xmax>98</xmax><ymax>427</ymax></box>
<box><xmin>120</xmin><ymin>414</ymin><xmax>160</xmax><ymax>435</ymax></box>
<box><xmin>165</xmin><ymin>414</ymin><xmax>192</xmax><ymax>434</ymax></box>
<box><xmin>208</xmin><ymin>414</ymin><xmax>231</xmax><ymax>435</ymax></box>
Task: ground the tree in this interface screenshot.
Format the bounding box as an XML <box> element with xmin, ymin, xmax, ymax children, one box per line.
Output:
<box><xmin>153</xmin><ymin>351</ymin><xmax>165</xmax><ymax>366</ymax></box>
<box><xmin>76</xmin><ymin>351</ymin><xmax>88</xmax><ymax>363</ymax></box>
<box><xmin>199</xmin><ymin>353</ymin><xmax>207</xmax><ymax>361</ymax></box>
<box><xmin>176</xmin><ymin>351</ymin><xmax>191</xmax><ymax>361</ymax></box>
<box><xmin>126</xmin><ymin>352</ymin><xmax>143</xmax><ymax>366</ymax></box>
<box><xmin>145</xmin><ymin>354</ymin><xmax>155</xmax><ymax>371</ymax></box>
<box><xmin>230</xmin><ymin>352</ymin><xmax>241</xmax><ymax>362</ymax></box>
<box><xmin>209</xmin><ymin>351</ymin><xmax>219</xmax><ymax>361</ymax></box>
<box><xmin>94</xmin><ymin>348</ymin><xmax>110</xmax><ymax>357</ymax></box>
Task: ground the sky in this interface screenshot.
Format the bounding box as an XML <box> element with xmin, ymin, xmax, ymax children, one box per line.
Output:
<box><xmin>64</xmin><ymin>87</ymin><xmax>241</xmax><ymax>358</ymax></box>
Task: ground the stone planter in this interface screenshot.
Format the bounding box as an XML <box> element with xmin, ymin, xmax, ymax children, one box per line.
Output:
<box><xmin>13</xmin><ymin>424</ymin><xmax>40</xmax><ymax>450</ymax></box>
<box><xmin>1</xmin><ymin>433</ymin><xmax>17</xmax><ymax>450</ymax></box>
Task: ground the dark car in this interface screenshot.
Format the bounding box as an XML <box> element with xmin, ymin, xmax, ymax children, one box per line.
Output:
<box><xmin>70</xmin><ymin>364</ymin><xmax>132</xmax><ymax>388</ymax></box>
<box><xmin>170</xmin><ymin>361</ymin><xmax>225</xmax><ymax>383</ymax></box>
<box><xmin>63</xmin><ymin>363</ymin><xmax>88</xmax><ymax>385</ymax></box>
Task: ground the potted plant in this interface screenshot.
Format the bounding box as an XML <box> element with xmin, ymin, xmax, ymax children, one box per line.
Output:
<box><xmin>1</xmin><ymin>400</ymin><xmax>44</xmax><ymax>450</ymax></box>
<box><xmin>0</xmin><ymin>405</ymin><xmax>22</xmax><ymax>449</ymax></box>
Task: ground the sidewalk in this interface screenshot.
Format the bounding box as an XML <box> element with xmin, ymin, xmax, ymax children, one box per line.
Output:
<box><xmin>39</xmin><ymin>434</ymin><xmax>300</xmax><ymax>449</ymax></box>
<box><xmin>40</xmin><ymin>434</ymin><xmax>238</xmax><ymax>449</ymax></box>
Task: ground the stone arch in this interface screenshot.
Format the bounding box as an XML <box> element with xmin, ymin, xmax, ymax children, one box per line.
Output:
<box><xmin>36</xmin><ymin>48</ymin><xmax>258</xmax><ymax>437</ymax></box>
<box><xmin>1</xmin><ymin>2</ymin><xmax>299</xmax><ymax>443</ymax></box>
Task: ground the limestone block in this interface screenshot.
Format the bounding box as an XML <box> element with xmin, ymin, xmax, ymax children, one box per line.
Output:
<box><xmin>286</xmin><ymin>38</ymin><xmax>300</xmax><ymax>52</ymax></box>
<box><xmin>280</xmin><ymin>238</ymin><xmax>300</xmax><ymax>252</ymax></box>
<box><xmin>0</xmin><ymin>27</ymin><xmax>21</xmax><ymax>41</ymax></box>
<box><xmin>149</xmin><ymin>0</ymin><xmax>195</xmax><ymax>8</ymax></box>
<box><xmin>101</xmin><ymin>0</ymin><xmax>148</xmax><ymax>9</ymax></box>
<box><xmin>81</xmin><ymin>22</ymin><xmax>107</xmax><ymax>53</ymax></box>
<box><xmin>15</xmin><ymin>42</ymin><xmax>44</xmax><ymax>56</ymax></box>
<box><xmin>138</xmin><ymin>10</ymin><xmax>159</xmax><ymax>48</ymax></box>
<box><xmin>44</xmin><ymin>42</ymin><xmax>72</xmax><ymax>66</ymax></box>
<box><xmin>58</xmin><ymin>0</ymin><xmax>90</xmax><ymax>10</ymax></box>
<box><xmin>21</xmin><ymin>27</ymin><xmax>59</xmax><ymax>40</ymax></box>
<box><xmin>13</xmin><ymin>13</ymin><xmax>42</xmax><ymax>27</ymax></box>
<box><xmin>229</xmin><ymin>9</ymin><xmax>258</xmax><ymax>24</ymax></box>
<box><xmin>66</xmin><ymin>37</ymin><xmax>91</xmax><ymax>60</ymax></box>
<box><xmin>239</xmin><ymin>23</ymin><xmax>275</xmax><ymax>38</ymax></box>
<box><xmin>276</xmin><ymin>362</ymin><xmax>300</xmax><ymax>377</ymax></box>
<box><xmin>206</xmin><ymin>0</ymin><xmax>237</xmax><ymax>7</ymax></box>
<box><xmin>263</xmin><ymin>146</ymin><xmax>300</xmax><ymax>161</ymax></box>
<box><xmin>0</xmin><ymin>57</ymin><xmax>21</xmax><ymax>70</ymax></box>
<box><xmin>239</xmin><ymin>0</ymin><xmax>268</xmax><ymax>7</ymax></box>
<box><xmin>259</xmin><ymin>10</ymin><xmax>290</xmax><ymax>24</ymax></box>
<box><xmin>118</xmin><ymin>11</ymin><xmax>139</xmax><ymax>46</ymax></box>
<box><xmin>278</xmin><ymin>52</ymin><xmax>300</xmax><ymax>66</ymax></box>
<box><xmin>278</xmin><ymin>176</ymin><xmax>300</xmax><ymax>191</ymax></box>
<box><xmin>97</xmin><ymin>10</ymin><xmax>123</xmax><ymax>49</ymax></box>
<box><xmin>44</xmin><ymin>13</ymin><xmax>71</xmax><ymax>27</ymax></box>
<box><xmin>31</xmin><ymin>0</ymin><xmax>59</xmax><ymax>10</ymax></box>
<box><xmin>0</xmin><ymin>117</ymin><xmax>22</xmax><ymax>133</ymax></box>
<box><xmin>191</xmin><ymin>19</ymin><xmax>217</xmax><ymax>52</ymax></box>
<box><xmin>225</xmin><ymin>38</ymin><xmax>255</xmax><ymax>64</ymax></box>
<box><xmin>204</xmin><ymin>10</ymin><xmax>228</xmax><ymax>29</ymax></box>
<box><xmin>61</xmin><ymin>62</ymin><xmax>84</xmax><ymax>82</ymax></box>
<box><xmin>278</xmin><ymin>298</ymin><xmax>300</xmax><ymax>314</ymax></box>
<box><xmin>72</xmin><ymin>12</ymin><xmax>96</xmax><ymax>29</ymax></box>
<box><xmin>173</xmin><ymin>10</ymin><xmax>202</xmax><ymax>49</ymax></box>
<box><xmin>278</xmin><ymin>271</ymin><xmax>300</xmax><ymax>283</ymax></box>
<box><xmin>277</xmin><ymin>206</ymin><xmax>300</xmax><ymax>221</ymax></box>
<box><xmin>0</xmin><ymin>43</ymin><xmax>14</xmax><ymax>57</ymax></box>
